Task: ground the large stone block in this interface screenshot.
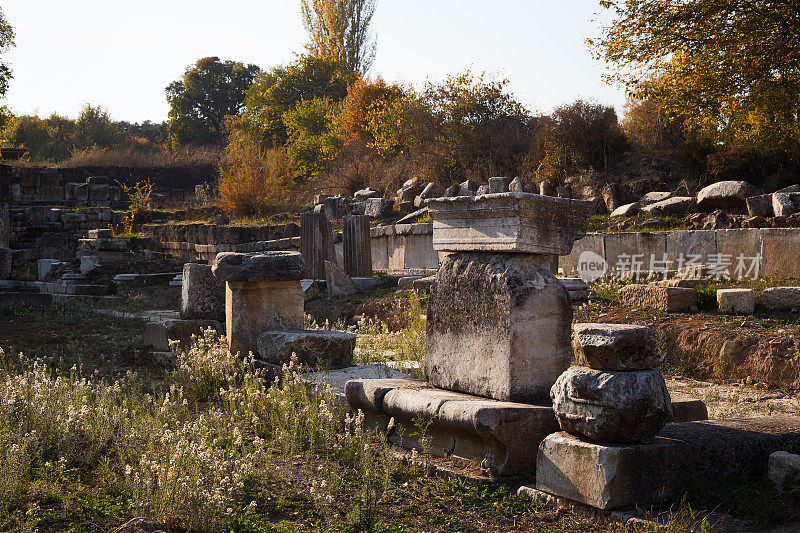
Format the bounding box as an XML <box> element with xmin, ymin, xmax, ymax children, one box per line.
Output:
<box><xmin>716</xmin><ymin>229</ymin><xmax>762</xmax><ymax>277</ymax></box>
<box><xmin>665</xmin><ymin>230</ymin><xmax>717</xmax><ymax>271</ymax></box>
<box><xmin>325</xmin><ymin>260</ymin><xmax>358</xmax><ymax>297</ymax></box>
<box><xmin>550</xmin><ymin>367</ymin><xmax>673</xmax><ymax>443</ymax></box>
<box><xmin>536</xmin><ymin>432</ymin><xmax>686</xmax><ymax>510</ymax></box>
<box><xmin>537</xmin><ymin>415</ymin><xmax>800</xmax><ymax>511</ymax></box>
<box><xmin>572</xmin><ymin>323</ymin><xmax>661</xmax><ymax>371</ymax></box>
<box><xmin>225</xmin><ymin>281</ymin><xmax>304</xmax><ymax>356</ymax></box>
<box><xmin>746</xmin><ymin>193</ymin><xmax>775</xmax><ymax>217</ymax></box>
<box><xmin>761</xmin><ymin>229</ymin><xmax>800</xmax><ymax>279</ymax></box>
<box><xmin>697</xmin><ymin>180</ymin><xmax>758</xmax><ymax>211</ymax></box>
<box><xmin>346</xmin><ymin>378</ymin><xmax>560</xmax><ymax>476</ymax></box>
<box><xmin>181</xmin><ymin>263</ymin><xmax>226</xmax><ymax>321</ymax></box>
<box><xmin>604</xmin><ymin>232</ymin><xmax>666</xmax><ymax>278</ymax></box>
<box><xmin>403</xmin><ymin>233</ymin><xmax>438</xmax><ymax>269</ymax></box>
<box><xmin>370</xmin><ymin>235</ymin><xmax>389</xmax><ymax>270</ymax></box>
<box><xmin>641</xmin><ymin>196</ymin><xmax>695</xmax><ymax>216</ymax></box>
<box><xmin>256</xmin><ymin>329</ymin><xmax>355</xmax><ymax>368</ymax></box>
<box><xmin>144</xmin><ymin>319</ymin><xmax>223</xmax><ymax>352</ymax></box>
<box><xmin>559</xmin><ymin>233</ymin><xmax>605</xmax><ymax>278</ymax></box>
<box><xmin>425</xmin><ymin>252</ymin><xmax>572</xmax><ymax>403</ymax></box>
<box><xmin>427</xmin><ymin>193</ymin><xmax>592</xmax><ymax>255</ymax></box>
<box><xmin>213</xmin><ymin>251</ymin><xmax>307</xmax><ymax>282</ymax></box>
<box><xmin>773</xmin><ymin>192</ymin><xmax>800</xmax><ymax>217</ymax></box>
<box><xmin>760</xmin><ymin>287</ymin><xmax>800</xmax><ymax>310</ymax></box>
<box><xmin>619</xmin><ymin>284</ymin><xmax>696</xmax><ymax>313</ymax></box>
<box><xmin>717</xmin><ymin>288</ymin><xmax>755</xmax><ymax>314</ymax></box>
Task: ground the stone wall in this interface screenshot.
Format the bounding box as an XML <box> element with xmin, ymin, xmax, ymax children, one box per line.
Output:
<box><xmin>369</xmin><ymin>223</ymin><xmax>440</xmax><ymax>272</ymax></box>
<box><xmin>143</xmin><ymin>223</ymin><xmax>301</xmax><ymax>262</ymax></box>
<box><xmin>562</xmin><ymin>228</ymin><xmax>800</xmax><ymax>279</ymax></box>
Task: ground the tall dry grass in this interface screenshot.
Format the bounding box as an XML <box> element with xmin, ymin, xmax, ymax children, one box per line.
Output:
<box><xmin>53</xmin><ymin>146</ymin><xmax>223</xmax><ymax>169</ymax></box>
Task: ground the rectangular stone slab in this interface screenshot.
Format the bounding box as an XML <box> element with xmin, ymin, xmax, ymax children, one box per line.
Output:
<box><xmin>537</xmin><ymin>415</ymin><xmax>800</xmax><ymax>511</ymax></box>
<box><xmin>345</xmin><ymin>378</ymin><xmax>559</xmax><ymax>476</ymax></box>
<box><xmin>427</xmin><ymin>192</ymin><xmax>592</xmax><ymax>254</ymax></box>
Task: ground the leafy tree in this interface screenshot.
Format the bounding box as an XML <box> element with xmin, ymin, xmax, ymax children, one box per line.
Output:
<box><xmin>301</xmin><ymin>0</ymin><xmax>377</xmax><ymax>73</ymax></box>
<box><xmin>0</xmin><ymin>8</ymin><xmax>14</xmax><ymax>99</ymax></box>
<box><xmin>337</xmin><ymin>78</ymin><xmax>403</xmax><ymax>145</ymax></box>
<box><xmin>75</xmin><ymin>105</ymin><xmax>120</xmax><ymax>150</ymax></box>
<box><xmin>166</xmin><ymin>57</ymin><xmax>261</xmax><ymax>146</ymax></box>
<box><xmin>422</xmin><ymin>71</ymin><xmax>533</xmax><ymax>179</ymax></box>
<box><xmin>591</xmin><ymin>0</ymin><xmax>800</xmax><ymax>148</ymax></box>
<box><xmin>284</xmin><ymin>97</ymin><xmax>342</xmax><ymax>177</ymax></box>
<box><xmin>531</xmin><ymin>100</ymin><xmax>627</xmax><ymax>180</ymax></box>
<box><xmin>243</xmin><ymin>55</ymin><xmax>357</xmax><ymax>147</ymax></box>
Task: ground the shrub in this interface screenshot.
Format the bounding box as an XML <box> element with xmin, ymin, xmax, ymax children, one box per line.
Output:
<box><xmin>217</xmin><ymin>124</ymin><xmax>297</xmax><ymax>217</ymax></box>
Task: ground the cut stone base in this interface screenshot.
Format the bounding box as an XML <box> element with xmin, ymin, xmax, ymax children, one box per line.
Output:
<box><xmin>144</xmin><ymin>319</ymin><xmax>223</xmax><ymax>352</ymax></box>
<box><xmin>346</xmin><ymin>378</ymin><xmax>559</xmax><ymax>476</ymax></box>
<box><xmin>619</xmin><ymin>284</ymin><xmax>697</xmax><ymax>313</ymax></box>
<box><xmin>425</xmin><ymin>252</ymin><xmax>572</xmax><ymax>403</ymax></box>
<box><xmin>537</xmin><ymin>415</ymin><xmax>800</xmax><ymax>511</ymax></box>
<box><xmin>256</xmin><ymin>329</ymin><xmax>356</xmax><ymax>368</ymax></box>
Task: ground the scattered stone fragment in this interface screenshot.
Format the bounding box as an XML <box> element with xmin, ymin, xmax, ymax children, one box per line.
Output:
<box><xmin>325</xmin><ymin>260</ymin><xmax>358</xmax><ymax>297</ymax></box>
<box><xmin>144</xmin><ymin>319</ymin><xmax>222</xmax><ymax>352</ymax></box>
<box><xmin>697</xmin><ymin>180</ymin><xmax>759</xmax><ymax>211</ymax></box>
<box><xmin>610</xmin><ymin>202</ymin><xmax>639</xmax><ymax>217</ymax></box>
<box><xmin>772</xmin><ymin>192</ymin><xmax>800</xmax><ymax>217</ymax></box>
<box><xmin>354</xmin><ymin>187</ymin><xmax>380</xmax><ymax>201</ymax></box>
<box><xmin>768</xmin><ymin>451</ymin><xmax>800</xmax><ymax>492</ymax></box>
<box><xmin>457</xmin><ymin>180</ymin><xmax>478</xmax><ymax>197</ymax></box>
<box><xmin>619</xmin><ymin>284</ymin><xmax>697</xmax><ymax>313</ymax></box>
<box><xmin>717</xmin><ymin>288</ymin><xmax>755</xmax><ymax>314</ymax></box>
<box><xmin>256</xmin><ymin>330</ymin><xmax>355</xmax><ymax>367</ymax></box>
<box><xmin>550</xmin><ymin>366</ymin><xmax>673</xmax><ymax>443</ymax></box>
<box><xmin>181</xmin><ymin>263</ymin><xmax>225</xmax><ymax>321</ymax></box>
<box><xmin>640</xmin><ymin>191</ymin><xmax>674</xmax><ymax>204</ymax></box>
<box><xmin>475</xmin><ymin>185</ymin><xmax>490</xmax><ymax>196</ymax></box>
<box><xmin>397</xmin><ymin>275</ymin><xmax>422</xmax><ymax>290</ymax></box>
<box><xmin>760</xmin><ymin>287</ymin><xmax>800</xmax><ymax>310</ymax></box>
<box><xmin>746</xmin><ymin>193</ymin><xmax>775</xmax><ymax>217</ymax></box>
<box><xmin>641</xmin><ymin>196</ymin><xmax>695</xmax><ymax>216</ymax></box>
<box><xmin>411</xmin><ymin>275</ymin><xmax>435</xmax><ymax>293</ymax></box>
<box><xmin>572</xmin><ymin>323</ymin><xmax>662</xmax><ymax>371</ymax></box>
<box><xmin>363</xmin><ymin>197</ymin><xmax>394</xmax><ymax>218</ymax></box>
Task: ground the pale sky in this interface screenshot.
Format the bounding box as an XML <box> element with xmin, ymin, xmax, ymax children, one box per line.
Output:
<box><xmin>1</xmin><ymin>0</ymin><xmax>626</xmax><ymax>123</ymax></box>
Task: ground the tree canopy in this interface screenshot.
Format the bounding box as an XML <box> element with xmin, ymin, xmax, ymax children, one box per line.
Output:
<box><xmin>166</xmin><ymin>57</ymin><xmax>261</xmax><ymax>146</ymax></box>
<box><xmin>301</xmin><ymin>0</ymin><xmax>377</xmax><ymax>73</ymax></box>
<box><xmin>592</xmin><ymin>0</ymin><xmax>800</xmax><ymax>148</ymax></box>
<box><xmin>0</xmin><ymin>7</ymin><xmax>15</xmax><ymax>99</ymax></box>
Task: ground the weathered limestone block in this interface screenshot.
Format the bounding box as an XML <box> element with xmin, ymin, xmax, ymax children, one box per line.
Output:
<box><xmin>537</xmin><ymin>415</ymin><xmax>800</xmax><ymax>510</ymax></box>
<box><xmin>768</xmin><ymin>451</ymin><xmax>800</xmax><ymax>491</ymax></box>
<box><xmin>761</xmin><ymin>229</ymin><xmax>800</xmax><ymax>279</ymax></box>
<box><xmin>425</xmin><ymin>252</ymin><xmax>572</xmax><ymax>402</ymax></box>
<box><xmin>489</xmin><ymin>176</ymin><xmax>513</xmax><ymax>193</ymax></box>
<box><xmin>256</xmin><ymin>330</ymin><xmax>355</xmax><ymax>368</ymax></box>
<box><xmin>300</xmin><ymin>212</ymin><xmax>334</xmax><ymax>279</ymax></box>
<box><xmin>773</xmin><ymin>192</ymin><xmax>800</xmax><ymax>217</ymax></box>
<box><xmin>641</xmin><ymin>196</ymin><xmax>695</xmax><ymax>216</ymax></box>
<box><xmin>181</xmin><ymin>263</ymin><xmax>226</xmax><ymax>321</ymax></box>
<box><xmin>427</xmin><ymin>193</ymin><xmax>592</xmax><ymax>255</ymax></box>
<box><xmin>346</xmin><ymin>378</ymin><xmax>560</xmax><ymax>476</ymax></box>
<box><xmin>697</xmin><ymin>180</ymin><xmax>758</xmax><ymax>211</ymax></box>
<box><xmin>572</xmin><ymin>323</ymin><xmax>662</xmax><ymax>371</ymax></box>
<box><xmin>325</xmin><ymin>260</ymin><xmax>358</xmax><ymax>297</ymax></box>
<box><xmin>604</xmin><ymin>232</ymin><xmax>666</xmax><ymax>277</ymax></box>
<box><xmin>213</xmin><ymin>252</ymin><xmax>306</xmax><ymax>356</ymax></box>
<box><xmin>342</xmin><ymin>215</ymin><xmax>372</xmax><ymax>277</ymax></box>
<box><xmin>665</xmin><ymin>230</ymin><xmax>717</xmax><ymax>268</ymax></box>
<box><xmin>551</xmin><ymin>367</ymin><xmax>673</xmax><ymax>443</ymax></box>
<box><xmin>717</xmin><ymin>288</ymin><xmax>755</xmax><ymax>314</ymax></box>
<box><xmin>213</xmin><ymin>251</ymin><xmax>306</xmax><ymax>282</ymax></box>
<box><xmin>610</xmin><ymin>202</ymin><xmax>639</xmax><ymax>217</ymax></box>
<box><xmin>640</xmin><ymin>191</ymin><xmax>674</xmax><ymax>204</ymax></box>
<box><xmin>364</xmin><ymin>198</ymin><xmax>394</xmax><ymax>218</ymax></box>
<box><xmin>760</xmin><ymin>287</ymin><xmax>800</xmax><ymax>310</ymax></box>
<box><xmin>746</xmin><ymin>193</ymin><xmax>775</xmax><ymax>217</ymax></box>
<box><xmin>88</xmin><ymin>228</ymin><xmax>113</xmax><ymax>239</ymax></box>
<box><xmin>618</xmin><ymin>284</ymin><xmax>696</xmax><ymax>313</ymax></box>
<box><xmin>559</xmin><ymin>233</ymin><xmax>605</xmax><ymax>278</ymax></box>
<box><xmin>535</xmin><ymin>432</ymin><xmax>687</xmax><ymax>510</ymax></box>
<box><xmin>354</xmin><ymin>187</ymin><xmax>380</xmax><ymax>201</ymax></box>
<box><xmin>144</xmin><ymin>319</ymin><xmax>223</xmax><ymax>352</ymax></box>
